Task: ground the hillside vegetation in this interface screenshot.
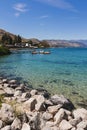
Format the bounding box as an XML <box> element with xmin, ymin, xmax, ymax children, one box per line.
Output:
<box><xmin>0</xmin><ymin>46</ymin><xmax>11</xmax><ymax>55</ymax></box>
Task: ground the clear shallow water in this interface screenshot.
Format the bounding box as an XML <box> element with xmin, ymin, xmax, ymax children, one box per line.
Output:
<box><xmin>0</xmin><ymin>48</ymin><xmax>87</xmax><ymax>107</ymax></box>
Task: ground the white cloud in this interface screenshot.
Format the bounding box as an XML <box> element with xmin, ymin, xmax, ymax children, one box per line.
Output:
<box><xmin>14</xmin><ymin>12</ymin><xmax>20</xmax><ymax>17</ymax></box>
<box><xmin>35</xmin><ymin>0</ymin><xmax>77</xmax><ymax>11</ymax></box>
<box><xmin>13</xmin><ymin>3</ymin><xmax>28</xmax><ymax>12</ymax></box>
<box><xmin>40</xmin><ymin>15</ymin><xmax>49</xmax><ymax>19</ymax></box>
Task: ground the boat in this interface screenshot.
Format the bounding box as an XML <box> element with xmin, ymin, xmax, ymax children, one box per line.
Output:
<box><xmin>39</xmin><ymin>50</ymin><xmax>51</xmax><ymax>54</ymax></box>
<box><xmin>43</xmin><ymin>51</ymin><xmax>51</xmax><ymax>54</ymax></box>
<box><xmin>31</xmin><ymin>51</ymin><xmax>38</xmax><ymax>54</ymax></box>
<box><xmin>39</xmin><ymin>50</ymin><xmax>44</xmax><ymax>54</ymax></box>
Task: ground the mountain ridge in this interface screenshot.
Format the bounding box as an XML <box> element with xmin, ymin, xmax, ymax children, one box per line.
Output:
<box><xmin>0</xmin><ymin>29</ymin><xmax>86</xmax><ymax>47</ymax></box>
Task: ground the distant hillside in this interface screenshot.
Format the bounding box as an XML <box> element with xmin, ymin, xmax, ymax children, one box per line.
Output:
<box><xmin>44</xmin><ymin>40</ymin><xmax>86</xmax><ymax>47</ymax></box>
<box><xmin>74</xmin><ymin>40</ymin><xmax>87</xmax><ymax>46</ymax></box>
<box><xmin>0</xmin><ymin>29</ymin><xmax>86</xmax><ymax>47</ymax></box>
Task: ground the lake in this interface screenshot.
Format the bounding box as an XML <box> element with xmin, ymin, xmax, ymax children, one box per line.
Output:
<box><xmin>0</xmin><ymin>48</ymin><xmax>87</xmax><ymax>107</ymax></box>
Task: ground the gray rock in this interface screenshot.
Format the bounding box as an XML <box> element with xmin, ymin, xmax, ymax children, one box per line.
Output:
<box><xmin>9</xmin><ymin>80</ymin><xmax>16</xmax><ymax>84</ymax></box>
<box><xmin>11</xmin><ymin>117</ymin><xmax>22</xmax><ymax>130</ymax></box>
<box><xmin>22</xmin><ymin>92</ymin><xmax>31</xmax><ymax>99</ymax></box>
<box><xmin>0</xmin><ymin>84</ymin><xmax>3</xmax><ymax>89</ymax></box>
<box><xmin>14</xmin><ymin>90</ymin><xmax>22</xmax><ymax>97</ymax></box>
<box><xmin>51</xmin><ymin>126</ymin><xmax>59</xmax><ymax>130</ymax></box>
<box><xmin>0</xmin><ymin>103</ymin><xmax>15</xmax><ymax>124</ymax></box>
<box><xmin>24</xmin><ymin>98</ymin><xmax>37</xmax><ymax>111</ymax></box>
<box><xmin>77</xmin><ymin>120</ymin><xmax>87</xmax><ymax>129</ymax></box>
<box><xmin>77</xmin><ymin>128</ymin><xmax>84</xmax><ymax>130</ymax></box>
<box><xmin>0</xmin><ymin>120</ymin><xmax>3</xmax><ymax>129</ymax></box>
<box><xmin>30</xmin><ymin>89</ymin><xmax>38</xmax><ymax>96</ymax></box>
<box><xmin>59</xmin><ymin>120</ymin><xmax>73</xmax><ymax>130</ymax></box>
<box><xmin>0</xmin><ymin>89</ymin><xmax>6</xmax><ymax>95</ymax></box>
<box><xmin>27</xmin><ymin>111</ymin><xmax>40</xmax><ymax>130</ymax></box>
<box><xmin>1</xmin><ymin>125</ymin><xmax>11</xmax><ymax>130</ymax></box>
<box><xmin>4</xmin><ymin>87</ymin><xmax>14</xmax><ymax>96</ymax></box>
<box><xmin>42</xmin><ymin>126</ymin><xmax>51</xmax><ymax>130</ymax></box>
<box><xmin>42</xmin><ymin>112</ymin><xmax>53</xmax><ymax>121</ymax></box>
<box><xmin>54</xmin><ymin>108</ymin><xmax>67</xmax><ymax>124</ymax></box>
<box><xmin>71</xmin><ymin>127</ymin><xmax>76</xmax><ymax>130</ymax></box>
<box><xmin>73</xmin><ymin>108</ymin><xmax>87</xmax><ymax>120</ymax></box>
<box><xmin>35</xmin><ymin>102</ymin><xmax>46</xmax><ymax>111</ymax></box>
<box><xmin>48</xmin><ymin>104</ymin><xmax>62</xmax><ymax>114</ymax></box>
<box><xmin>10</xmin><ymin>84</ymin><xmax>17</xmax><ymax>89</ymax></box>
<box><xmin>69</xmin><ymin>117</ymin><xmax>82</xmax><ymax>127</ymax></box>
<box><xmin>50</xmin><ymin>95</ymin><xmax>74</xmax><ymax>110</ymax></box>
<box><xmin>2</xmin><ymin>79</ymin><xmax>8</xmax><ymax>83</ymax></box>
<box><xmin>22</xmin><ymin>123</ymin><xmax>31</xmax><ymax>130</ymax></box>
<box><xmin>45</xmin><ymin>99</ymin><xmax>53</xmax><ymax>107</ymax></box>
<box><xmin>4</xmin><ymin>83</ymin><xmax>10</xmax><ymax>88</ymax></box>
<box><xmin>35</xmin><ymin>95</ymin><xmax>46</xmax><ymax>111</ymax></box>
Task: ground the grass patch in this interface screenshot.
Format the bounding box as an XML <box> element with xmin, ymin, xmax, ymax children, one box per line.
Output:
<box><xmin>0</xmin><ymin>95</ymin><xmax>5</xmax><ymax>108</ymax></box>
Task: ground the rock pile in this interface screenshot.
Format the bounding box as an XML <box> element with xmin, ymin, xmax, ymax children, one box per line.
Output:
<box><xmin>0</xmin><ymin>77</ymin><xmax>87</xmax><ymax>130</ymax></box>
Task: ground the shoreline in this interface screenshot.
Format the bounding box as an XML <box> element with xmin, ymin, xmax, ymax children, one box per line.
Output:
<box><xmin>0</xmin><ymin>76</ymin><xmax>87</xmax><ymax>129</ymax></box>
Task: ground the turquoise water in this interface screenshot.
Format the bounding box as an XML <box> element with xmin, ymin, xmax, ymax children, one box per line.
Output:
<box><xmin>0</xmin><ymin>48</ymin><xmax>87</xmax><ymax>107</ymax></box>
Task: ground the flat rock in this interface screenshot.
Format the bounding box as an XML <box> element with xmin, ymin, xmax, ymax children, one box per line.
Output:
<box><xmin>73</xmin><ymin>108</ymin><xmax>87</xmax><ymax>120</ymax></box>
<box><xmin>47</xmin><ymin>104</ymin><xmax>62</xmax><ymax>114</ymax></box>
<box><xmin>1</xmin><ymin>125</ymin><xmax>11</xmax><ymax>130</ymax></box>
<box><xmin>9</xmin><ymin>80</ymin><xmax>16</xmax><ymax>84</ymax></box>
<box><xmin>11</xmin><ymin>117</ymin><xmax>22</xmax><ymax>130</ymax></box>
<box><xmin>42</xmin><ymin>112</ymin><xmax>53</xmax><ymax>121</ymax></box>
<box><xmin>77</xmin><ymin>120</ymin><xmax>87</xmax><ymax>129</ymax></box>
<box><xmin>59</xmin><ymin>120</ymin><xmax>73</xmax><ymax>130</ymax></box>
<box><xmin>22</xmin><ymin>123</ymin><xmax>31</xmax><ymax>130</ymax></box>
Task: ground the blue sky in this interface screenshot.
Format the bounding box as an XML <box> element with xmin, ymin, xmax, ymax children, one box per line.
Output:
<box><xmin>0</xmin><ymin>0</ymin><xmax>87</xmax><ymax>40</ymax></box>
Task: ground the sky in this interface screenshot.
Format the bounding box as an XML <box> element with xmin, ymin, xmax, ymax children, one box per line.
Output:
<box><xmin>0</xmin><ymin>0</ymin><xmax>87</xmax><ymax>40</ymax></box>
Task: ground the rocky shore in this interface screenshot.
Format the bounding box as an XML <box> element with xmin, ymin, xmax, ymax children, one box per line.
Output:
<box><xmin>0</xmin><ymin>77</ymin><xmax>87</xmax><ymax>130</ymax></box>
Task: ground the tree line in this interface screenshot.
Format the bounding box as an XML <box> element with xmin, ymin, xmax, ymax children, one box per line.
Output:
<box><xmin>0</xmin><ymin>33</ymin><xmax>22</xmax><ymax>45</ymax></box>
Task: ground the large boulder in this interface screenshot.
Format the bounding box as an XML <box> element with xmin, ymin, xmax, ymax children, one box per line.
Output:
<box><xmin>35</xmin><ymin>95</ymin><xmax>46</xmax><ymax>111</ymax></box>
<box><xmin>50</xmin><ymin>95</ymin><xmax>75</xmax><ymax>110</ymax></box>
<box><xmin>0</xmin><ymin>103</ymin><xmax>15</xmax><ymax>124</ymax></box>
<box><xmin>77</xmin><ymin>120</ymin><xmax>87</xmax><ymax>129</ymax></box>
<box><xmin>73</xmin><ymin>108</ymin><xmax>87</xmax><ymax>120</ymax></box>
<box><xmin>54</xmin><ymin>108</ymin><xmax>67</xmax><ymax>124</ymax></box>
<box><xmin>24</xmin><ymin>98</ymin><xmax>37</xmax><ymax>111</ymax></box>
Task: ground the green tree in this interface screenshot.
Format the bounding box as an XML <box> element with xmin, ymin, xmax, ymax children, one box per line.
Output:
<box><xmin>1</xmin><ymin>33</ymin><xmax>12</xmax><ymax>45</ymax></box>
<box><xmin>13</xmin><ymin>35</ymin><xmax>22</xmax><ymax>44</ymax></box>
<box><xmin>17</xmin><ymin>35</ymin><xmax>22</xmax><ymax>43</ymax></box>
<box><xmin>28</xmin><ymin>40</ymin><xmax>33</xmax><ymax>45</ymax></box>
